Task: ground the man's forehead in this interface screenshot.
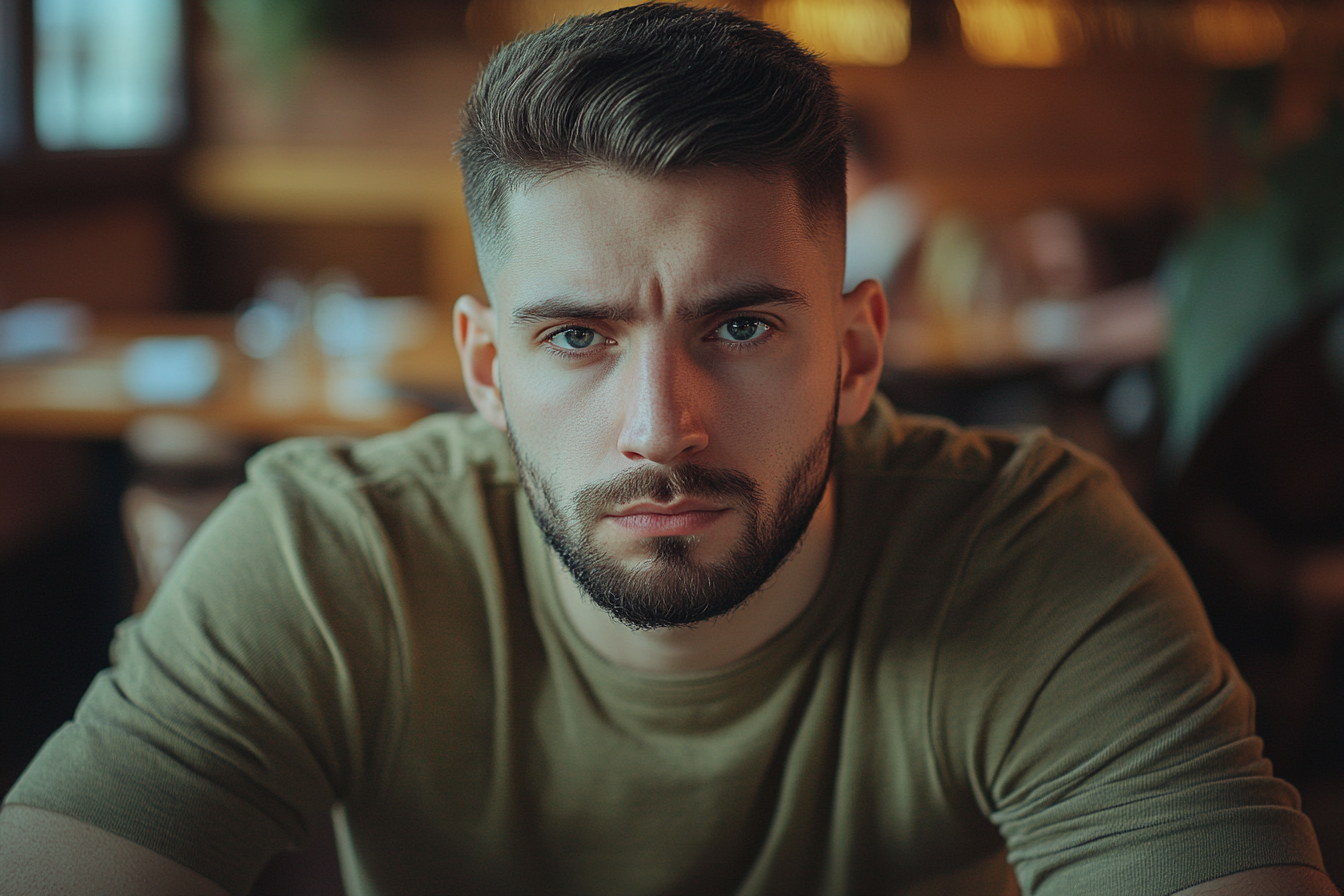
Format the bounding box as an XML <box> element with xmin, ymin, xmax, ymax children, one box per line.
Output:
<box><xmin>480</xmin><ymin>166</ymin><xmax>838</xmax><ymax>309</ymax></box>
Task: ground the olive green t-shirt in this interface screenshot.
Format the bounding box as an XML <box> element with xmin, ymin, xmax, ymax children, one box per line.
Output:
<box><xmin>6</xmin><ymin>396</ymin><xmax>1324</xmax><ymax>895</ymax></box>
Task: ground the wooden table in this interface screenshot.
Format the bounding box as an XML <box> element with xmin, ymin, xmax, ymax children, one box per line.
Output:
<box><xmin>0</xmin><ymin>313</ymin><xmax>465</xmax><ymax>443</ymax></box>
<box><xmin>885</xmin><ymin>284</ymin><xmax>1166</xmax><ymax>375</ymax></box>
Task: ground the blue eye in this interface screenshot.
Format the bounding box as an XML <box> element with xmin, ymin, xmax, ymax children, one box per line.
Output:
<box><xmin>715</xmin><ymin>318</ymin><xmax>769</xmax><ymax>342</ymax></box>
<box><xmin>549</xmin><ymin>327</ymin><xmax>602</xmax><ymax>350</ymax></box>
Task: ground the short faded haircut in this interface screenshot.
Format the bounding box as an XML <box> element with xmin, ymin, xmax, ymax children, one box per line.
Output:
<box><xmin>455</xmin><ymin>2</ymin><xmax>848</xmax><ymax>259</ymax></box>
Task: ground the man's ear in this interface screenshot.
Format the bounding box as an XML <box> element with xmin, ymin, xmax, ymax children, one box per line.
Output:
<box><xmin>454</xmin><ymin>294</ymin><xmax>507</xmax><ymax>431</ymax></box>
<box><xmin>836</xmin><ymin>278</ymin><xmax>888</xmax><ymax>427</ymax></box>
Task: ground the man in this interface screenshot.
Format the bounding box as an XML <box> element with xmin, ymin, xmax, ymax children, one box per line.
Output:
<box><xmin>0</xmin><ymin>5</ymin><xmax>1335</xmax><ymax>895</ymax></box>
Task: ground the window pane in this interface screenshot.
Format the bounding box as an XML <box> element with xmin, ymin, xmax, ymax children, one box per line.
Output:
<box><xmin>35</xmin><ymin>0</ymin><xmax>183</xmax><ymax>150</ymax></box>
<box><xmin>0</xmin><ymin>0</ymin><xmax>20</xmax><ymax>156</ymax></box>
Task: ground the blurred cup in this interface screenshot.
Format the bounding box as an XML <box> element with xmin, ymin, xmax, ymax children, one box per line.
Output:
<box><xmin>121</xmin><ymin>336</ymin><xmax>220</xmax><ymax>405</ymax></box>
<box><xmin>235</xmin><ymin>273</ymin><xmax>308</xmax><ymax>360</ymax></box>
<box><xmin>0</xmin><ymin>298</ymin><xmax>91</xmax><ymax>361</ymax></box>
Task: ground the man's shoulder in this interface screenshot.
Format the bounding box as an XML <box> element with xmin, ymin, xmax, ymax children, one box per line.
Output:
<box><xmin>842</xmin><ymin>393</ymin><xmax>1114</xmax><ymax>501</ymax></box>
<box><xmin>837</xmin><ymin>394</ymin><xmax>1151</xmax><ymax>637</ymax></box>
<box><xmin>245</xmin><ymin>411</ymin><xmax>518</xmax><ymax>497</ymax></box>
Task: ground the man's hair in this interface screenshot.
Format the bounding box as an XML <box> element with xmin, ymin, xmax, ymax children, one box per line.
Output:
<box><xmin>455</xmin><ymin>2</ymin><xmax>848</xmax><ymax>257</ymax></box>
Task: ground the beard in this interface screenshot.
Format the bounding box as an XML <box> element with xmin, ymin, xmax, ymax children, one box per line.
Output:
<box><xmin>507</xmin><ymin>408</ymin><xmax>837</xmax><ymax>631</ymax></box>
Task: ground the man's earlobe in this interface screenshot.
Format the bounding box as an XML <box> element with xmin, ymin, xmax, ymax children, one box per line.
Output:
<box><xmin>836</xmin><ymin>278</ymin><xmax>888</xmax><ymax>427</ymax></box>
<box><xmin>453</xmin><ymin>295</ymin><xmax>507</xmax><ymax>431</ymax></box>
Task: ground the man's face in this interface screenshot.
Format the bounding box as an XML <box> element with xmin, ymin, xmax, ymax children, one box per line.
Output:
<box><xmin>479</xmin><ymin>167</ymin><xmax>851</xmax><ymax>629</ymax></box>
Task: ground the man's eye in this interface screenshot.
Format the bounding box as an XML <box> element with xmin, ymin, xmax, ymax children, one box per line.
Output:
<box><xmin>715</xmin><ymin>318</ymin><xmax>769</xmax><ymax>343</ymax></box>
<box><xmin>548</xmin><ymin>327</ymin><xmax>603</xmax><ymax>351</ymax></box>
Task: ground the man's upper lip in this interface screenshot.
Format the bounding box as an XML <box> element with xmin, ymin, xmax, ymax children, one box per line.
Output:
<box><xmin>607</xmin><ymin>499</ymin><xmax>726</xmax><ymax>516</ymax></box>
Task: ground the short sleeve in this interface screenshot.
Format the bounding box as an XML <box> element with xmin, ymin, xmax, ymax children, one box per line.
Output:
<box><xmin>929</xmin><ymin>433</ymin><xmax>1324</xmax><ymax>895</ymax></box>
<box><xmin>3</xmin><ymin>449</ymin><xmax>407</xmax><ymax>896</ymax></box>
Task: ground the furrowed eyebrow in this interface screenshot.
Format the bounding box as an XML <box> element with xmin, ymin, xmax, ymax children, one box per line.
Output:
<box><xmin>510</xmin><ymin>298</ymin><xmax>640</xmax><ymax>327</ymax></box>
<box><xmin>677</xmin><ymin>284</ymin><xmax>809</xmax><ymax>322</ymax></box>
<box><xmin>509</xmin><ymin>283</ymin><xmax>808</xmax><ymax>328</ymax></box>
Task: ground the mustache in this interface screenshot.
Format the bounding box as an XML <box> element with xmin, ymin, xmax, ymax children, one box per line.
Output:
<box><xmin>571</xmin><ymin>464</ymin><xmax>762</xmax><ymax>518</ymax></box>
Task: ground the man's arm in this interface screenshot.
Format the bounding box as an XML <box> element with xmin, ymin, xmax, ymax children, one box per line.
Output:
<box><xmin>1173</xmin><ymin>865</ymin><xmax>1339</xmax><ymax>895</ymax></box>
<box><xmin>0</xmin><ymin>805</ymin><xmax>228</xmax><ymax>896</ymax></box>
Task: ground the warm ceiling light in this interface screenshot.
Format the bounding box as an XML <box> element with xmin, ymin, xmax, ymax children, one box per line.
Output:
<box><xmin>955</xmin><ymin>0</ymin><xmax>1081</xmax><ymax>67</ymax></box>
<box><xmin>762</xmin><ymin>0</ymin><xmax>910</xmax><ymax>66</ymax></box>
<box><xmin>466</xmin><ymin>0</ymin><xmax>734</xmax><ymax>46</ymax></box>
<box><xmin>1185</xmin><ymin>0</ymin><xmax>1288</xmax><ymax>68</ymax></box>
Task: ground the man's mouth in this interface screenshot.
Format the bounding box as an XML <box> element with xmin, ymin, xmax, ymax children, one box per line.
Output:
<box><xmin>604</xmin><ymin>500</ymin><xmax>730</xmax><ymax>537</ymax></box>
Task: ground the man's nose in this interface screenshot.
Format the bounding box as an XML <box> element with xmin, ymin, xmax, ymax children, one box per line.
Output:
<box><xmin>616</xmin><ymin>339</ymin><xmax>710</xmax><ymax>464</ymax></box>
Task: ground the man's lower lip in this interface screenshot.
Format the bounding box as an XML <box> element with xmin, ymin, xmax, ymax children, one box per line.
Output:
<box><xmin>606</xmin><ymin>509</ymin><xmax>728</xmax><ymax>536</ymax></box>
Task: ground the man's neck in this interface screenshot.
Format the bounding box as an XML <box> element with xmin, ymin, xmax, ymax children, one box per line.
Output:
<box><xmin>551</xmin><ymin>480</ymin><xmax>837</xmax><ymax>675</ymax></box>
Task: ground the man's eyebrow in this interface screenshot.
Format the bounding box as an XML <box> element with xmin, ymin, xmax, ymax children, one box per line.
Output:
<box><xmin>510</xmin><ymin>298</ymin><xmax>640</xmax><ymax>327</ymax></box>
<box><xmin>677</xmin><ymin>284</ymin><xmax>809</xmax><ymax>321</ymax></box>
<box><xmin>509</xmin><ymin>284</ymin><xmax>809</xmax><ymax>327</ymax></box>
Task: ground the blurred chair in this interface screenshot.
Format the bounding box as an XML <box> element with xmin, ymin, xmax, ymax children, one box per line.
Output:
<box><xmin>120</xmin><ymin>415</ymin><xmax>246</xmax><ymax>614</ymax></box>
<box><xmin>122</xmin><ymin>482</ymin><xmax>236</xmax><ymax>614</ymax></box>
<box><xmin>1160</xmin><ymin>292</ymin><xmax>1344</xmax><ymax>777</ymax></box>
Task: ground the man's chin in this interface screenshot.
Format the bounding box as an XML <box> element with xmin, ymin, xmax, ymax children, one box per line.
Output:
<box><xmin>565</xmin><ymin>545</ymin><xmax>767</xmax><ymax>630</ymax></box>
<box><xmin>583</xmin><ymin>583</ymin><xmax>755</xmax><ymax>631</ymax></box>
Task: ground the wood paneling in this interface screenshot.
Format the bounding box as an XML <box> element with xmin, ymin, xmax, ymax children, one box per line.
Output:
<box><xmin>837</xmin><ymin>54</ymin><xmax>1209</xmax><ymax>222</ymax></box>
<box><xmin>0</xmin><ymin>196</ymin><xmax>175</xmax><ymax>311</ymax></box>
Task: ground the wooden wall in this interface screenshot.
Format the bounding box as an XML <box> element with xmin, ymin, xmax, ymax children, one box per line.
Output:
<box><xmin>836</xmin><ymin>54</ymin><xmax>1208</xmax><ymax>224</ymax></box>
<box><xmin>0</xmin><ymin>195</ymin><xmax>176</xmax><ymax>313</ymax></box>
<box><xmin>181</xmin><ymin>35</ymin><xmax>1220</xmax><ymax>310</ymax></box>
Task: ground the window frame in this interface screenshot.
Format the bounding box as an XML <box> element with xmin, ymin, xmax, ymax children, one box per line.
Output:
<box><xmin>0</xmin><ymin>0</ymin><xmax>194</xmax><ymax>201</ymax></box>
